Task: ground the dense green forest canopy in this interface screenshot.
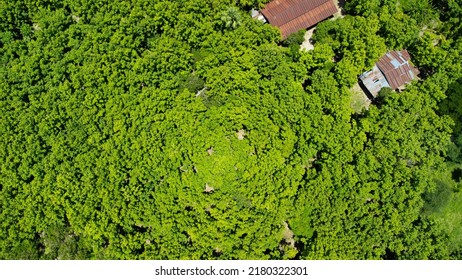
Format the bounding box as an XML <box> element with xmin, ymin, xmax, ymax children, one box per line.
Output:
<box><xmin>1</xmin><ymin>0</ymin><xmax>462</xmax><ymax>259</ymax></box>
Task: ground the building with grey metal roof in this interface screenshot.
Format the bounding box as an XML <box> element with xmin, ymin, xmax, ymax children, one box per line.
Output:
<box><xmin>360</xmin><ymin>50</ymin><xmax>419</xmax><ymax>98</ymax></box>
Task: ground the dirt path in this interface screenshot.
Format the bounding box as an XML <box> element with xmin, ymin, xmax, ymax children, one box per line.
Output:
<box><xmin>334</xmin><ymin>0</ymin><xmax>346</xmax><ymax>18</ymax></box>
<box><xmin>300</xmin><ymin>27</ymin><xmax>316</xmax><ymax>51</ymax></box>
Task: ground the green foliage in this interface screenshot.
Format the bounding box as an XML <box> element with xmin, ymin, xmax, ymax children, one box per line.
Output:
<box><xmin>344</xmin><ymin>0</ymin><xmax>383</xmax><ymax>16</ymax></box>
<box><xmin>283</xmin><ymin>29</ymin><xmax>306</xmax><ymax>47</ymax></box>
<box><xmin>400</xmin><ymin>0</ymin><xmax>440</xmax><ymax>26</ymax></box>
<box><xmin>39</xmin><ymin>224</ymin><xmax>91</xmax><ymax>260</ymax></box>
<box><xmin>314</xmin><ymin>15</ymin><xmax>386</xmax><ymax>87</ymax></box>
<box><xmin>432</xmin><ymin>0</ymin><xmax>462</xmax><ymax>38</ymax></box>
<box><xmin>375</xmin><ymin>87</ymin><xmax>394</xmax><ymax>105</ymax></box>
<box><xmin>221</xmin><ymin>6</ymin><xmax>242</xmax><ymax>30</ymax></box>
<box><xmin>424</xmin><ymin>166</ymin><xmax>462</xmax><ymax>258</ymax></box>
<box><xmin>1</xmin><ymin>0</ymin><xmax>461</xmax><ymax>260</ymax></box>
<box><xmin>178</xmin><ymin>72</ymin><xmax>205</xmax><ymax>93</ymax></box>
<box><xmin>282</xmin><ymin>29</ymin><xmax>306</xmax><ymax>58</ymax></box>
<box><xmin>423</xmin><ymin>173</ymin><xmax>456</xmax><ymax>216</ymax></box>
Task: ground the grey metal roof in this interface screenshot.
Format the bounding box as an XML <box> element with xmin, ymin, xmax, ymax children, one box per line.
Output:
<box><xmin>360</xmin><ymin>50</ymin><xmax>419</xmax><ymax>96</ymax></box>
<box><xmin>359</xmin><ymin>65</ymin><xmax>391</xmax><ymax>97</ymax></box>
<box><xmin>376</xmin><ymin>50</ymin><xmax>419</xmax><ymax>90</ymax></box>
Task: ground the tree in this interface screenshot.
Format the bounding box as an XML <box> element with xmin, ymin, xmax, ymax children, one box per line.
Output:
<box><xmin>1</xmin><ymin>0</ymin><xmax>461</xmax><ymax>260</ymax></box>
<box><xmin>221</xmin><ymin>7</ymin><xmax>242</xmax><ymax>30</ymax></box>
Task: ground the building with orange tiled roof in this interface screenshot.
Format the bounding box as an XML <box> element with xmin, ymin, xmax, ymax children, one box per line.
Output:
<box><xmin>260</xmin><ymin>0</ymin><xmax>338</xmax><ymax>39</ymax></box>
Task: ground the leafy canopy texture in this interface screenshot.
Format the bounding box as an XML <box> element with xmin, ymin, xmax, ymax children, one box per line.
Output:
<box><xmin>1</xmin><ymin>0</ymin><xmax>461</xmax><ymax>259</ymax></box>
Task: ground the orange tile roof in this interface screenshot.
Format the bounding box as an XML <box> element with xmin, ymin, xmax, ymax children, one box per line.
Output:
<box><xmin>261</xmin><ymin>0</ymin><xmax>338</xmax><ymax>39</ymax></box>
